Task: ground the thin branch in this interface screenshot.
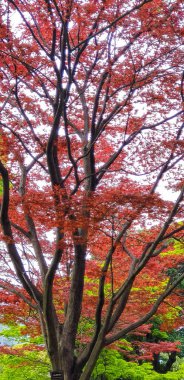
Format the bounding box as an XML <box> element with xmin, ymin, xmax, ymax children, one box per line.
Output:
<box><xmin>71</xmin><ymin>0</ymin><xmax>152</xmax><ymax>51</ymax></box>
<box><xmin>0</xmin><ymin>160</ymin><xmax>43</xmax><ymax>305</ymax></box>
<box><xmin>0</xmin><ymin>122</ymin><xmax>47</xmax><ymax>173</ymax></box>
<box><xmin>0</xmin><ymin>283</ymin><xmax>38</xmax><ymax>310</ymax></box>
<box><xmin>105</xmin><ymin>270</ymin><xmax>184</xmax><ymax>345</ymax></box>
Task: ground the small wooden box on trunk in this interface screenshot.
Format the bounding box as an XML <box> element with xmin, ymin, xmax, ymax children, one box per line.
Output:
<box><xmin>50</xmin><ymin>371</ymin><xmax>63</xmax><ymax>380</ymax></box>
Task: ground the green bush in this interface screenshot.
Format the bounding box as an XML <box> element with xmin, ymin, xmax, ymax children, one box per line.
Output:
<box><xmin>91</xmin><ymin>349</ymin><xmax>184</xmax><ymax>380</ymax></box>
<box><xmin>0</xmin><ymin>351</ymin><xmax>50</xmax><ymax>380</ymax></box>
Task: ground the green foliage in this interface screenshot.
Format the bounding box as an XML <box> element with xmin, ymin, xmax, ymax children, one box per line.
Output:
<box><xmin>167</xmin><ymin>267</ymin><xmax>184</xmax><ymax>289</ymax></box>
<box><xmin>29</xmin><ymin>335</ymin><xmax>44</xmax><ymax>345</ymax></box>
<box><xmin>91</xmin><ymin>349</ymin><xmax>152</xmax><ymax>379</ymax></box>
<box><xmin>0</xmin><ymin>352</ymin><xmax>50</xmax><ymax>380</ymax></box>
<box><xmin>0</xmin><ymin>324</ymin><xmax>49</xmax><ymax>379</ymax></box>
<box><xmin>169</xmin><ymin>329</ymin><xmax>184</xmax><ymax>357</ymax></box>
<box><xmin>0</xmin><ymin>325</ymin><xmax>27</xmax><ymax>341</ymax></box>
<box><xmin>91</xmin><ymin>349</ymin><xmax>184</xmax><ymax>380</ymax></box>
<box><xmin>117</xmin><ymin>339</ymin><xmax>133</xmax><ymax>352</ymax></box>
<box><xmin>0</xmin><ymin>324</ymin><xmax>44</xmax><ymax>344</ymax></box>
<box><xmin>161</xmin><ymin>240</ymin><xmax>184</xmax><ymax>258</ymax></box>
<box><xmin>1</xmin><ymin>342</ymin><xmax>184</xmax><ymax>380</ymax></box>
<box><xmin>152</xmin><ymin>328</ymin><xmax>169</xmax><ymax>340</ymax></box>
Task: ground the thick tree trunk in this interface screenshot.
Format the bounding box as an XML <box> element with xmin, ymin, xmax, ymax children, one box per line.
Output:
<box><xmin>49</xmin><ymin>354</ymin><xmax>82</xmax><ymax>380</ymax></box>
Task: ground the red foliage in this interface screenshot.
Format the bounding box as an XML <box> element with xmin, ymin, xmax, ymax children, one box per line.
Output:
<box><xmin>0</xmin><ymin>0</ymin><xmax>184</xmax><ymax>378</ymax></box>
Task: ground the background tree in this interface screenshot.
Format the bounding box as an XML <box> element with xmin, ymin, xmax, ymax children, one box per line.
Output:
<box><xmin>0</xmin><ymin>0</ymin><xmax>184</xmax><ymax>379</ymax></box>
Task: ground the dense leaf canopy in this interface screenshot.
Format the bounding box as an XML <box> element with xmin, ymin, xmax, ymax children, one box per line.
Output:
<box><xmin>0</xmin><ymin>0</ymin><xmax>184</xmax><ymax>379</ymax></box>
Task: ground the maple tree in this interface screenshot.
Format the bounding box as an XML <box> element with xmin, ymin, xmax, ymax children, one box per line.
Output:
<box><xmin>0</xmin><ymin>0</ymin><xmax>184</xmax><ymax>379</ymax></box>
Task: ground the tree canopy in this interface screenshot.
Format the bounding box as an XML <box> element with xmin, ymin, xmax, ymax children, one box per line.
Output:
<box><xmin>0</xmin><ymin>0</ymin><xmax>184</xmax><ymax>379</ymax></box>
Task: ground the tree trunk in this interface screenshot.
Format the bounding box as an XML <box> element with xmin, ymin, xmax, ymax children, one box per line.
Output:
<box><xmin>50</xmin><ymin>361</ymin><xmax>82</xmax><ymax>380</ymax></box>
